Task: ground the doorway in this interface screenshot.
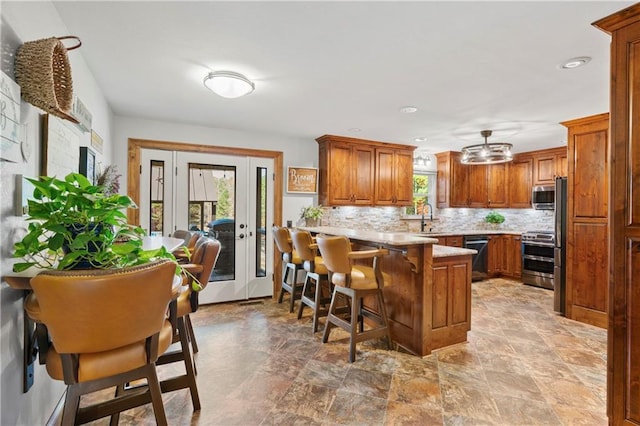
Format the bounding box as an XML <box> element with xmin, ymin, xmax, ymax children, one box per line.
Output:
<box><xmin>128</xmin><ymin>138</ymin><xmax>284</xmax><ymax>304</ymax></box>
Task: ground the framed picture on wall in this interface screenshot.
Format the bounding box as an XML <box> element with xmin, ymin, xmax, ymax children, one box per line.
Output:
<box><xmin>79</xmin><ymin>147</ymin><xmax>96</xmax><ymax>184</ymax></box>
<box><xmin>287</xmin><ymin>167</ymin><xmax>317</xmax><ymax>193</ymax></box>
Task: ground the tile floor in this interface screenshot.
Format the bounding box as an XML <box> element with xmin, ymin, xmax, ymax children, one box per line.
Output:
<box><xmin>89</xmin><ymin>278</ymin><xmax>608</xmax><ymax>425</ymax></box>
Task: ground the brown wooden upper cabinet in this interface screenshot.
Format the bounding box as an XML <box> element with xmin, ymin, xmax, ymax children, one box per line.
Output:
<box><xmin>508</xmin><ymin>155</ymin><xmax>533</xmax><ymax>208</ymax></box>
<box><xmin>435</xmin><ymin>151</ymin><xmax>508</xmax><ymax>208</ymax></box>
<box><xmin>316</xmin><ymin>135</ymin><xmax>415</xmax><ymax>207</ymax></box>
<box><xmin>436</xmin><ymin>147</ymin><xmax>567</xmax><ymax>209</ymax></box>
<box><xmin>375</xmin><ymin>148</ymin><xmax>414</xmax><ymax>205</ymax></box>
<box><xmin>533</xmin><ymin>147</ymin><xmax>568</xmax><ymax>186</ymax></box>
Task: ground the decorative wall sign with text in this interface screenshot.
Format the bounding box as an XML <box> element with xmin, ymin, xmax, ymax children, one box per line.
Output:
<box><xmin>0</xmin><ymin>70</ymin><xmax>22</xmax><ymax>162</ymax></box>
<box><xmin>287</xmin><ymin>167</ymin><xmax>318</xmax><ymax>193</ymax></box>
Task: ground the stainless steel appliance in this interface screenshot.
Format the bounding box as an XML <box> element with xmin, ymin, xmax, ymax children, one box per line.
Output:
<box><xmin>553</xmin><ymin>176</ymin><xmax>567</xmax><ymax>314</ymax></box>
<box><xmin>463</xmin><ymin>235</ymin><xmax>489</xmax><ymax>281</ymax></box>
<box><xmin>521</xmin><ymin>230</ymin><xmax>555</xmax><ymax>289</ymax></box>
<box><xmin>532</xmin><ymin>185</ymin><xmax>555</xmax><ymax>210</ymax></box>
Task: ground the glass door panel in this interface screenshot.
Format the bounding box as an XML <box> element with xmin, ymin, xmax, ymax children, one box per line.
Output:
<box><xmin>140</xmin><ymin>149</ymin><xmax>174</xmax><ymax>235</ymax></box>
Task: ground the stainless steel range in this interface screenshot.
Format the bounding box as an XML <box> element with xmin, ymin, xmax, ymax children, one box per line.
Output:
<box><xmin>521</xmin><ymin>230</ymin><xmax>555</xmax><ymax>290</ymax></box>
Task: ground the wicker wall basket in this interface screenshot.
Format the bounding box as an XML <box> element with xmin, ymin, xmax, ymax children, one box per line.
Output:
<box><xmin>15</xmin><ymin>36</ymin><xmax>81</xmax><ymax>123</ymax></box>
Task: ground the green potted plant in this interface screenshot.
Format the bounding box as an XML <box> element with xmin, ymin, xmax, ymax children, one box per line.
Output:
<box><xmin>300</xmin><ymin>205</ymin><xmax>323</xmax><ymax>227</ymax></box>
<box><xmin>12</xmin><ymin>172</ymin><xmax>185</xmax><ymax>278</ymax></box>
<box><xmin>484</xmin><ymin>211</ymin><xmax>506</xmax><ymax>226</ymax></box>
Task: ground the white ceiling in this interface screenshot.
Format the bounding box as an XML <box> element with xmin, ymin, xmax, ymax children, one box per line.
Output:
<box><xmin>51</xmin><ymin>1</ymin><xmax>633</xmax><ymax>155</ymax></box>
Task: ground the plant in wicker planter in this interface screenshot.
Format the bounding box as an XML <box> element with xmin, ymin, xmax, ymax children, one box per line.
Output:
<box><xmin>12</xmin><ymin>172</ymin><xmax>179</xmax><ymax>273</ymax></box>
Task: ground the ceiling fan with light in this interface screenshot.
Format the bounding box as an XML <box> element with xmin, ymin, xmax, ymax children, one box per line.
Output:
<box><xmin>461</xmin><ymin>130</ymin><xmax>513</xmax><ymax>164</ymax></box>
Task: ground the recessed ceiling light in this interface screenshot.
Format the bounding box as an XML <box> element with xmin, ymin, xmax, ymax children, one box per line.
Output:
<box><xmin>348</xmin><ymin>127</ymin><xmax>361</xmax><ymax>132</ymax></box>
<box><xmin>560</xmin><ymin>56</ymin><xmax>591</xmax><ymax>69</ymax></box>
<box><xmin>399</xmin><ymin>106</ymin><xmax>418</xmax><ymax>114</ymax></box>
<box><xmin>414</xmin><ymin>137</ymin><xmax>428</xmax><ymax>142</ymax></box>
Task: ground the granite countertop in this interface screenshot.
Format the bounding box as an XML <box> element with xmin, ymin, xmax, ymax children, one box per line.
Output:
<box><xmin>300</xmin><ymin>226</ymin><xmax>439</xmax><ymax>246</ymax></box>
<box><xmin>432</xmin><ymin>245</ymin><xmax>476</xmax><ymax>258</ymax></box>
<box><xmin>416</xmin><ymin>229</ymin><xmax>523</xmax><ymax>237</ymax></box>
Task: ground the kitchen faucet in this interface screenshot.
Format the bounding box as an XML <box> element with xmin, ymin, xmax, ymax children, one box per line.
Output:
<box><xmin>420</xmin><ymin>201</ymin><xmax>433</xmax><ymax>232</ymax></box>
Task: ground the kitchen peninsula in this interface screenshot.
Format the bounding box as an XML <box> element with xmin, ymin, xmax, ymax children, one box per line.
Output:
<box><xmin>301</xmin><ymin>226</ymin><xmax>475</xmax><ymax>356</ymax></box>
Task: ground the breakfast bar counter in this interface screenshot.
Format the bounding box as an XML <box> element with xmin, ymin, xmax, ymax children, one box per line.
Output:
<box><xmin>301</xmin><ymin>226</ymin><xmax>475</xmax><ymax>356</ymax></box>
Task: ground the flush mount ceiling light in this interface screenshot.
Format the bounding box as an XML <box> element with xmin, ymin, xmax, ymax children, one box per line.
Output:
<box><xmin>203</xmin><ymin>71</ymin><xmax>255</xmax><ymax>98</ymax></box>
<box><xmin>560</xmin><ymin>56</ymin><xmax>591</xmax><ymax>69</ymax></box>
<box><xmin>461</xmin><ymin>130</ymin><xmax>513</xmax><ymax>164</ymax></box>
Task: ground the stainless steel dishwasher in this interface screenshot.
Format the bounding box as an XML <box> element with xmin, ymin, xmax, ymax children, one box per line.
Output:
<box><xmin>463</xmin><ymin>235</ymin><xmax>489</xmax><ymax>281</ymax></box>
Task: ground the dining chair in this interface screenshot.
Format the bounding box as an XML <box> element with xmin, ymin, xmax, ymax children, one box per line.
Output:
<box><xmin>155</xmin><ymin>238</ymin><xmax>220</xmax><ymax>410</ymax></box>
<box><xmin>24</xmin><ymin>260</ymin><xmax>178</xmax><ymax>425</ymax></box>
<box><xmin>316</xmin><ymin>235</ymin><xmax>393</xmax><ymax>362</ymax></box>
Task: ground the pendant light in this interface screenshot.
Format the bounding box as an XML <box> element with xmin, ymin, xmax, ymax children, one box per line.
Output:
<box><xmin>461</xmin><ymin>130</ymin><xmax>513</xmax><ymax>164</ymax></box>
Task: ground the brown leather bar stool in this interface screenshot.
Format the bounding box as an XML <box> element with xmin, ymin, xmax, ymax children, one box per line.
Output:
<box><xmin>24</xmin><ymin>260</ymin><xmax>178</xmax><ymax>425</ymax></box>
<box><xmin>272</xmin><ymin>226</ymin><xmax>305</xmax><ymax>313</ymax></box>
<box><xmin>290</xmin><ymin>229</ymin><xmax>332</xmax><ymax>333</ymax></box>
<box><xmin>316</xmin><ymin>235</ymin><xmax>393</xmax><ymax>363</ymax></box>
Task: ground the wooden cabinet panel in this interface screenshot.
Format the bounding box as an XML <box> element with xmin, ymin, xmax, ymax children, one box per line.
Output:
<box><xmin>450</xmin><ymin>153</ymin><xmax>469</xmax><ymax>207</ymax></box>
<box><xmin>557</xmin><ymin>153</ymin><xmax>568</xmax><ymax>177</ymax></box>
<box><xmin>324</xmin><ymin>143</ymin><xmax>354</xmax><ymax>205</ymax></box>
<box><xmin>376</xmin><ymin>148</ymin><xmax>414</xmax><ymax>205</ymax></box>
<box><xmin>572</xmin><ymin>131</ymin><xmax>608</xmax><ymax>218</ymax></box>
<box><xmin>432</xmin><ymin>265</ymin><xmax>448</xmax><ymax>329</ymax></box>
<box><xmin>431</xmin><ymin>257</ymin><xmax>471</xmax><ymax>334</ymax></box>
<box><xmin>394</xmin><ymin>150</ymin><xmax>414</xmax><ymax>205</ymax></box>
<box><xmin>487</xmin><ymin>235</ymin><xmax>502</xmax><ymax>276</ymax></box>
<box><xmin>561</xmin><ymin>113</ymin><xmax>609</xmax><ymax>330</ymax></box>
<box><xmin>468</xmin><ymin>165</ymin><xmax>487</xmax><ymax>208</ymax></box>
<box><xmin>317</xmin><ymin>135</ymin><xmax>413</xmax><ymax>206</ymax></box>
<box><xmin>533</xmin><ymin>147</ymin><xmax>568</xmax><ymax>185</ymax></box>
<box><xmin>570</xmin><ymin>223</ymin><xmax>608</xmax><ymax>316</ymax></box>
<box><xmin>451</xmin><ymin>263</ymin><xmax>469</xmax><ymax>325</ymax></box>
<box><xmin>506</xmin><ymin>234</ymin><xmax>522</xmax><ymax>278</ymax></box>
<box><xmin>436</xmin><ymin>152</ymin><xmax>508</xmax><ymax>208</ymax></box>
<box><xmin>375</xmin><ymin>148</ymin><xmax>394</xmax><ymax>204</ymax></box>
<box><xmin>508</xmin><ymin>157</ymin><xmax>533</xmax><ymax>208</ymax></box>
<box><xmin>445</xmin><ymin>236</ymin><xmax>463</xmax><ymax>247</ymax></box>
<box><xmin>436</xmin><ymin>155</ymin><xmax>449</xmax><ymax>208</ymax></box>
<box><xmin>352</xmin><ymin>146</ymin><xmax>375</xmax><ymax>205</ymax></box>
<box><xmin>488</xmin><ymin>163</ymin><xmax>508</xmax><ymax>208</ymax></box>
<box><xmin>487</xmin><ymin>234</ymin><xmax>522</xmax><ymax>278</ymax></box>
<box><xmin>534</xmin><ymin>154</ymin><xmax>557</xmax><ymax>185</ymax></box>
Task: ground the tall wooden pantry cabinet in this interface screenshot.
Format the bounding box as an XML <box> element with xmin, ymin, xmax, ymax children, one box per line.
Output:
<box><xmin>594</xmin><ymin>4</ymin><xmax>640</xmax><ymax>424</ymax></box>
<box><xmin>560</xmin><ymin>113</ymin><xmax>609</xmax><ymax>330</ymax></box>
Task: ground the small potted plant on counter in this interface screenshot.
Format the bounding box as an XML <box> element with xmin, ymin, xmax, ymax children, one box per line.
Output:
<box><xmin>300</xmin><ymin>205</ymin><xmax>323</xmax><ymax>227</ymax></box>
<box><xmin>484</xmin><ymin>211</ymin><xmax>506</xmax><ymax>229</ymax></box>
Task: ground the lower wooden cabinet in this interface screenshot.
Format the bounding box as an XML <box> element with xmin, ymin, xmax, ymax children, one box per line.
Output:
<box><xmin>437</xmin><ymin>235</ymin><xmax>463</xmax><ymax>247</ymax></box>
<box><xmin>432</xmin><ymin>255</ymin><xmax>471</xmax><ymax>349</ymax></box>
<box><xmin>487</xmin><ymin>234</ymin><xmax>521</xmax><ymax>279</ymax></box>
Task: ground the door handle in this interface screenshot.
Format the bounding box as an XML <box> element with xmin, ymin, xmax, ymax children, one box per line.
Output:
<box><xmin>238</xmin><ymin>233</ymin><xmax>245</xmax><ymax>239</ymax></box>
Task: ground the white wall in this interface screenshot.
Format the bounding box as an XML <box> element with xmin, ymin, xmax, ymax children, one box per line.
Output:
<box><xmin>1</xmin><ymin>2</ymin><xmax>114</xmax><ymax>424</ymax></box>
<box><xmin>113</xmin><ymin>116</ymin><xmax>320</xmax><ymax>227</ymax></box>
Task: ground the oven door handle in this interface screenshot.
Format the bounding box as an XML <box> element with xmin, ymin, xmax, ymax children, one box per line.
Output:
<box><xmin>523</xmin><ymin>254</ymin><xmax>554</xmax><ymax>262</ymax></box>
<box><xmin>522</xmin><ymin>241</ymin><xmax>554</xmax><ymax>248</ymax></box>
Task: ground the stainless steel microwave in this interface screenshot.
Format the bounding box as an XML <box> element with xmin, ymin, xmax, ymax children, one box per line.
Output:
<box><xmin>532</xmin><ymin>185</ymin><xmax>555</xmax><ymax>209</ymax></box>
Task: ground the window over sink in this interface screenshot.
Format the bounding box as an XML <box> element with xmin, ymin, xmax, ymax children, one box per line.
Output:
<box><xmin>402</xmin><ymin>172</ymin><xmax>436</xmax><ymax>218</ymax></box>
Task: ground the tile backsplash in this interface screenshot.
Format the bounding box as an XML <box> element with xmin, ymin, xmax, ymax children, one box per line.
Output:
<box><xmin>318</xmin><ymin>206</ymin><xmax>554</xmax><ymax>233</ymax></box>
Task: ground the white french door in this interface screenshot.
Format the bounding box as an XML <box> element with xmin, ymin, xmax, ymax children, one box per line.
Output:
<box><xmin>139</xmin><ymin>148</ymin><xmax>274</xmax><ymax>304</ymax></box>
